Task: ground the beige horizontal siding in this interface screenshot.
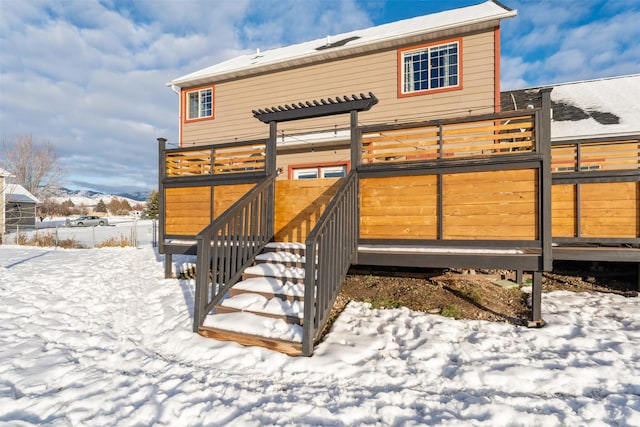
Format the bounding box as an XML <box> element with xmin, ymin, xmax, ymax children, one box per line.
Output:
<box><xmin>182</xmin><ymin>29</ymin><xmax>496</xmax><ymax>146</ymax></box>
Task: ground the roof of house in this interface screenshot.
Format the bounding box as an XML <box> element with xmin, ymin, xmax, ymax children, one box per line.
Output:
<box><xmin>170</xmin><ymin>0</ymin><xmax>516</xmax><ymax>88</ymax></box>
<box><xmin>501</xmin><ymin>74</ymin><xmax>640</xmax><ymax>141</ymax></box>
<box><xmin>5</xmin><ymin>184</ymin><xmax>39</xmax><ymax>204</ymax></box>
<box><xmin>0</xmin><ymin>168</ymin><xmax>13</xmax><ymax>178</ymax></box>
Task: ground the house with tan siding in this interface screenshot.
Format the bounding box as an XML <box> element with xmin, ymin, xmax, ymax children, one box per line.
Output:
<box><xmin>157</xmin><ymin>1</ymin><xmax>638</xmax><ymax>355</ymax></box>
<box><xmin>168</xmin><ymin>1</ymin><xmax>512</xmax><ymax>180</ymax></box>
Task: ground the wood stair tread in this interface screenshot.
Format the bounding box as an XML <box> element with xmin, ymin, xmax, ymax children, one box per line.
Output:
<box><xmin>265</xmin><ymin>242</ymin><xmax>305</xmax><ymax>250</ymax></box>
<box><xmin>198</xmin><ymin>325</ymin><xmax>302</xmax><ymax>357</ymax></box>
<box><xmin>263</xmin><ymin>242</ymin><xmax>305</xmax><ymax>255</ymax></box>
<box><xmin>203</xmin><ymin>311</ymin><xmax>303</xmax><ymax>339</ymax></box>
<box><xmin>198</xmin><ymin>243</ymin><xmax>310</xmax><ymax>355</ymax></box>
<box><xmin>231</xmin><ymin>276</ymin><xmax>305</xmax><ymax>301</ymax></box>
<box><xmin>243</xmin><ymin>263</ymin><xmax>305</xmax><ymax>281</ymax></box>
<box><xmin>218</xmin><ymin>293</ymin><xmax>304</xmax><ymax>323</ymax></box>
<box><xmin>256</xmin><ymin>251</ymin><xmax>305</xmax><ymax>264</ymax></box>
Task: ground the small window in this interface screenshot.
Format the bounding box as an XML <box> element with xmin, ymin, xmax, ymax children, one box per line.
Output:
<box><xmin>290</xmin><ymin>163</ymin><xmax>348</xmax><ymax>179</ymax></box>
<box><xmin>185</xmin><ymin>87</ymin><xmax>214</xmax><ymax>120</ymax></box>
<box><xmin>293</xmin><ymin>168</ymin><xmax>319</xmax><ymax>179</ymax></box>
<box><xmin>399</xmin><ymin>39</ymin><xmax>461</xmax><ymax>96</ymax></box>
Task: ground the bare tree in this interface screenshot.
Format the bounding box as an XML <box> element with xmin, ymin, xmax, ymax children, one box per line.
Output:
<box><xmin>1</xmin><ymin>134</ymin><xmax>65</xmax><ymax>199</ymax></box>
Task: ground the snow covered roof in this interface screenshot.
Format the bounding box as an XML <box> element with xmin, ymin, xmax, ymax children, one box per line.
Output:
<box><xmin>501</xmin><ymin>74</ymin><xmax>640</xmax><ymax>141</ymax></box>
<box><xmin>6</xmin><ymin>184</ymin><xmax>39</xmax><ymax>204</ymax></box>
<box><xmin>169</xmin><ymin>1</ymin><xmax>516</xmax><ymax>88</ymax></box>
<box><xmin>0</xmin><ymin>168</ymin><xmax>13</xmax><ymax>178</ymax></box>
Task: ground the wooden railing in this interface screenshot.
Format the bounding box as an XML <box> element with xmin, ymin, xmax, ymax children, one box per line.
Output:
<box><xmin>361</xmin><ymin>112</ymin><xmax>536</xmax><ymax>164</ymax></box>
<box><xmin>552</xmin><ymin>139</ymin><xmax>640</xmax><ymax>172</ymax></box>
<box><xmin>302</xmin><ymin>170</ymin><xmax>359</xmax><ymax>356</ymax></box>
<box><xmin>193</xmin><ymin>175</ymin><xmax>275</xmax><ymax>332</ymax></box>
<box><xmin>551</xmin><ymin>138</ymin><xmax>640</xmax><ymax>243</ymax></box>
<box><xmin>165</xmin><ymin>140</ymin><xmax>267</xmax><ymax>178</ymax></box>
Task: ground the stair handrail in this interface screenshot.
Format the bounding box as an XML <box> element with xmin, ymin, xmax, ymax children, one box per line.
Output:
<box><xmin>193</xmin><ymin>174</ymin><xmax>276</xmax><ymax>331</ymax></box>
<box><xmin>302</xmin><ymin>170</ymin><xmax>359</xmax><ymax>355</ymax></box>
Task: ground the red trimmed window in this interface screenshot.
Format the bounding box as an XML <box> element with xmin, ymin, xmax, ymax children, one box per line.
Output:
<box><xmin>398</xmin><ymin>38</ymin><xmax>462</xmax><ymax>97</ymax></box>
<box><xmin>184</xmin><ymin>86</ymin><xmax>214</xmax><ymax>121</ymax></box>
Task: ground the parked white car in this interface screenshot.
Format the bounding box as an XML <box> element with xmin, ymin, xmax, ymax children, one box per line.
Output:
<box><xmin>65</xmin><ymin>216</ymin><xmax>109</xmax><ymax>227</ymax></box>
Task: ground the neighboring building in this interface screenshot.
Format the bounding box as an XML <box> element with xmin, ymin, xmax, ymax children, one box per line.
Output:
<box><xmin>168</xmin><ymin>0</ymin><xmax>515</xmax><ymax>179</ymax></box>
<box><xmin>4</xmin><ymin>184</ymin><xmax>40</xmax><ymax>230</ymax></box>
<box><xmin>0</xmin><ymin>168</ymin><xmax>12</xmax><ymax>238</ymax></box>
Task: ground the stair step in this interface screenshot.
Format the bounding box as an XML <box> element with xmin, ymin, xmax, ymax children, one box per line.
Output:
<box><xmin>230</xmin><ymin>277</ymin><xmax>305</xmax><ymax>301</ymax></box>
<box><xmin>255</xmin><ymin>251</ymin><xmax>305</xmax><ymax>268</ymax></box>
<box><xmin>217</xmin><ymin>293</ymin><xmax>304</xmax><ymax>325</ymax></box>
<box><xmin>243</xmin><ymin>263</ymin><xmax>305</xmax><ymax>283</ymax></box>
<box><xmin>264</xmin><ymin>242</ymin><xmax>305</xmax><ymax>256</ymax></box>
<box><xmin>200</xmin><ymin>312</ymin><xmax>303</xmax><ymax>356</ymax></box>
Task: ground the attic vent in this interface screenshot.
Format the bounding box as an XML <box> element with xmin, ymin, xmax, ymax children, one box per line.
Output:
<box><xmin>316</xmin><ymin>36</ymin><xmax>361</xmax><ymax>51</ymax></box>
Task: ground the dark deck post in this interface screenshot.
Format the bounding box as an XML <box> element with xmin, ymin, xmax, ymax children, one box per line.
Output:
<box><xmin>157</xmin><ymin>137</ymin><xmax>173</xmax><ymax>278</ymax></box>
<box><xmin>266</xmin><ymin>121</ymin><xmax>277</xmax><ymax>239</ymax></box>
<box><xmin>539</xmin><ymin>88</ymin><xmax>553</xmax><ymax>272</ymax></box>
<box><xmin>350</xmin><ymin>110</ymin><xmax>360</xmax><ymax>168</ymax></box>
<box><xmin>350</xmin><ymin>109</ymin><xmax>360</xmax><ymax>265</ymax></box>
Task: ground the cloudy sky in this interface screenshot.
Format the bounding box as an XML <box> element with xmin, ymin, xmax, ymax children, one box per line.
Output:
<box><xmin>1</xmin><ymin>0</ymin><xmax>638</xmax><ymax>194</ymax></box>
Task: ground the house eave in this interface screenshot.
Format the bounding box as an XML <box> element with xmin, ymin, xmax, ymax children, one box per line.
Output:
<box><xmin>168</xmin><ymin>3</ymin><xmax>516</xmax><ymax>89</ymax></box>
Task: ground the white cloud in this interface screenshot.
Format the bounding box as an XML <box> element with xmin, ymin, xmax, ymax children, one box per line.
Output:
<box><xmin>2</xmin><ymin>0</ymin><xmax>638</xmax><ymax>193</ymax></box>
<box><xmin>501</xmin><ymin>0</ymin><xmax>640</xmax><ymax>87</ymax></box>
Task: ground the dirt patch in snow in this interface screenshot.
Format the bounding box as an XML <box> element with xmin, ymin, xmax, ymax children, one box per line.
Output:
<box><xmin>331</xmin><ymin>261</ymin><xmax>638</xmax><ymax>326</ymax></box>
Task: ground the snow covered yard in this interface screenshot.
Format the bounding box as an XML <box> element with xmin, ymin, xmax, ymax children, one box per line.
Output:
<box><xmin>0</xmin><ymin>245</ymin><xmax>638</xmax><ymax>426</ymax></box>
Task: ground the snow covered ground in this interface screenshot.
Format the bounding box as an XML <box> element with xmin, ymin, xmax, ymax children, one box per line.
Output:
<box><xmin>0</xmin><ymin>244</ymin><xmax>639</xmax><ymax>426</ymax></box>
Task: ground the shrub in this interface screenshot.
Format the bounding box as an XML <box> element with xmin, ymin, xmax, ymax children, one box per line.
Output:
<box><xmin>96</xmin><ymin>235</ymin><xmax>133</xmax><ymax>248</ymax></box>
<box><xmin>369</xmin><ymin>297</ymin><xmax>402</xmax><ymax>309</ymax></box>
<box><xmin>441</xmin><ymin>304</ymin><xmax>463</xmax><ymax>319</ymax></box>
<box><xmin>21</xmin><ymin>231</ymin><xmax>85</xmax><ymax>249</ymax></box>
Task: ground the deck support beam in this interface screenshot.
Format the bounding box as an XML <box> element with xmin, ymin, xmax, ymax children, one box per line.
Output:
<box><xmin>164</xmin><ymin>253</ymin><xmax>173</xmax><ymax>278</ymax></box>
<box><xmin>528</xmin><ymin>271</ymin><xmax>546</xmax><ymax>327</ymax></box>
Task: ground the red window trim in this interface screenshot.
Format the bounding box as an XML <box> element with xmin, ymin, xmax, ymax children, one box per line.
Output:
<box><xmin>181</xmin><ymin>84</ymin><xmax>215</xmax><ymax>124</ymax></box>
<box><xmin>288</xmin><ymin>161</ymin><xmax>351</xmax><ymax>180</ymax></box>
<box><xmin>397</xmin><ymin>37</ymin><xmax>463</xmax><ymax>99</ymax></box>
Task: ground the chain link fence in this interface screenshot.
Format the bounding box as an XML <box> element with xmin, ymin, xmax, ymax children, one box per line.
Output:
<box><xmin>1</xmin><ymin>219</ymin><xmax>158</xmax><ymax>249</ymax></box>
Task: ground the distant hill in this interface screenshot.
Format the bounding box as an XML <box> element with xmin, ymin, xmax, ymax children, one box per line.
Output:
<box><xmin>115</xmin><ymin>191</ymin><xmax>150</xmax><ymax>202</ymax></box>
<box><xmin>49</xmin><ymin>187</ymin><xmax>149</xmax><ymax>207</ymax></box>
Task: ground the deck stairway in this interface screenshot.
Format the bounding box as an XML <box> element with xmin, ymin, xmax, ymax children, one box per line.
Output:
<box><xmin>197</xmin><ymin>242</ymin><xmax>309</xmax><ymax>356</ymax></box>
